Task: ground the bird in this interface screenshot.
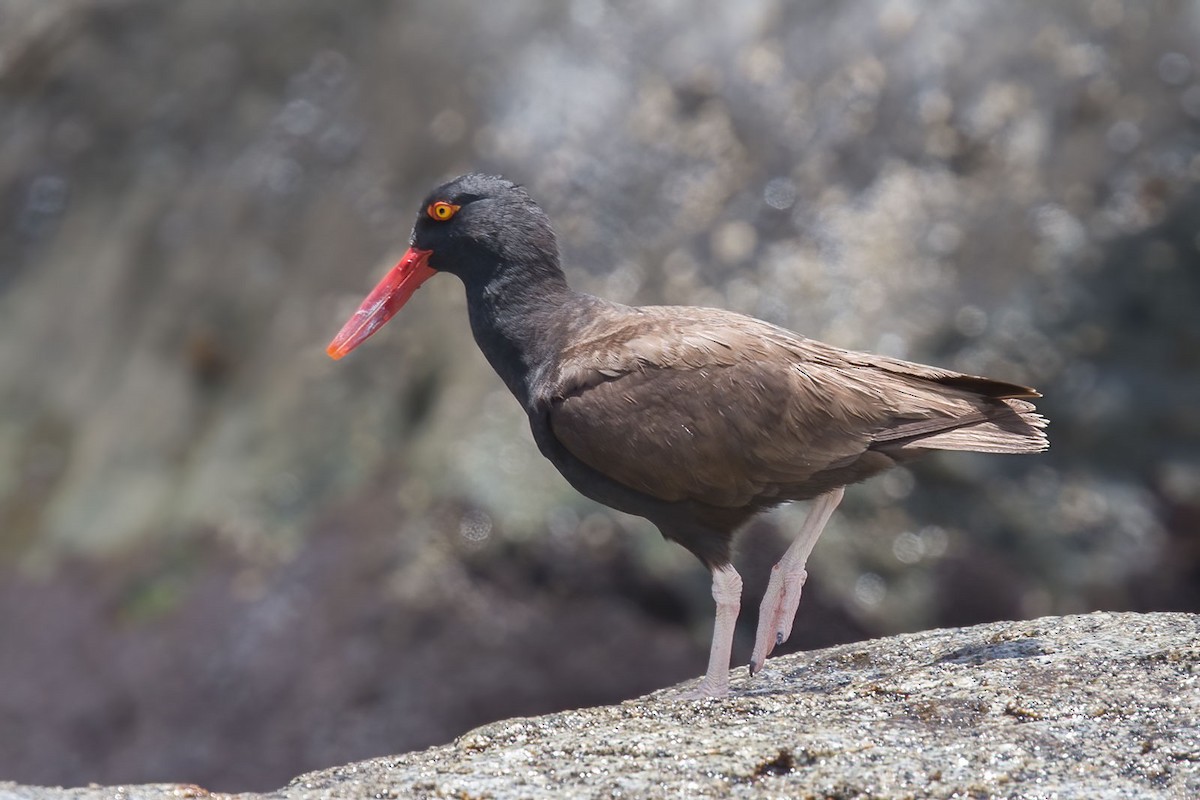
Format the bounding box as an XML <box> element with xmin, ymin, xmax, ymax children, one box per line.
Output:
<box><xmin>327</xmin><ymin>173</ymin><xmax>1049</xmax><ymax>698</ymax></box>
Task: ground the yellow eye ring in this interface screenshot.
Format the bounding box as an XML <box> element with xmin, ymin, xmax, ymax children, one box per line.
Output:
<box><xmin>427</xmin><ymin>201</ymin><xmax>460</xmax><ymax>221</ymax></box>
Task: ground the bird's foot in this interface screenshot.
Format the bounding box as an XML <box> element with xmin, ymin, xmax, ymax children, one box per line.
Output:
<box><xmin>749</xmin><ymin>564</ymin><xmax>807</xmax><ymax>675</ymax></box>
<box><xmin>676</xmin><ymin>676</ymin><xmax>730</xmax><ymax>700</ymax></box>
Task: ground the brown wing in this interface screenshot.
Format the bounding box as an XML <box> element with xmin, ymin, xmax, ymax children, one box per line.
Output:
<box><xmin>545</xmin><ymin>306</ymin><xmax>1047</xmax><ymax>508</ymax></box>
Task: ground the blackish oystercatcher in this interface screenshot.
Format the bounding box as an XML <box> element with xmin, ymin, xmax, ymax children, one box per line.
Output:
<box><xmin>328</xmin><ymin>174</ymin><xmax>1048</xmax><ymax>697</ymax></box>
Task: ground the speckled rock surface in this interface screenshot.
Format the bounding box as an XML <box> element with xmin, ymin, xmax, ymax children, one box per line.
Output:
<box><xmin>5</xmin><ymin>612</ymin><xmax>1197</xmax><ymax>799</ymax></box>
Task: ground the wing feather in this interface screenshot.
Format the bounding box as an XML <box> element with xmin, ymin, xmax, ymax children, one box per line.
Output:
<box><xmin>543</xmin><ymin>306</ymin><xmax>1046</xmax><ymax>508</ymax></box>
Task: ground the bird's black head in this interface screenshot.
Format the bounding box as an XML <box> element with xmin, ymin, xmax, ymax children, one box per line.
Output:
<box><xmin>326</xmin><ymin>173</ymin><xmax>566</xmax><ymax>360</ymax></box>
<box><xmin>410</xmin><ymin>173</ymin><xmax>562</xmax><ymax>289</ymax></box>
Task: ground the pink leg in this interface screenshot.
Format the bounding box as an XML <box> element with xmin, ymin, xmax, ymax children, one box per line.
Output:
<box><xmin>749</xmin><ymin>487</ymin><xmax>844</xmax><ymax>675</ymax></box>
<box><xmin>684</xmin><ymin>563</ymin><xmax>743</xmax><ymax>698</ymax></box>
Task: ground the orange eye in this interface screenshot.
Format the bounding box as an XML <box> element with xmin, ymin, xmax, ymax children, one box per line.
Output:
<box><xmin>427</xmin><ymin>201</ymin><xmax>460</xmax><ymax>221</ymax></box>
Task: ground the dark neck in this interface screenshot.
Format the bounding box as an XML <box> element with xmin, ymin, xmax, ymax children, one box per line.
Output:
<box><xmin>463</xmin><ymin>261</ymin><xmax>583</xmax><ymax>409</ymax></box>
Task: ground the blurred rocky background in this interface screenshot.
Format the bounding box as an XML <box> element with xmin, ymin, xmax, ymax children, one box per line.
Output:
<box><xmin>0</xmin><ymin>0</ymin><xmax>1197</xmax><ymax>792</ymax></box>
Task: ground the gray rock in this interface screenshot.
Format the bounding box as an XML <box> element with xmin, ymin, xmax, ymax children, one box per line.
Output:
<box><xmin>5</xmin><ymin>612</ymin><xmax>1196</xmax><ymax>799</ymax></box>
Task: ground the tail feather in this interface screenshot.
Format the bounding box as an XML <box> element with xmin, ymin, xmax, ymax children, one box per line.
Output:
<box><xmin>874</xmin><ymin>398</ymin><xmax>1049</xmax><ymax>456</ymax></box>
<box><xmin>842</xmin><ymin>347</ymin><xmax>1049</xmax><ymax>455</ymax></box>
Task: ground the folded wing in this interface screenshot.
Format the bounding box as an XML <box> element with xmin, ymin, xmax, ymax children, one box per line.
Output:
<box><xmin>546</xmin><ymin>307</ymin><xmax>1047</xmax><ymax>508</ymax></box>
